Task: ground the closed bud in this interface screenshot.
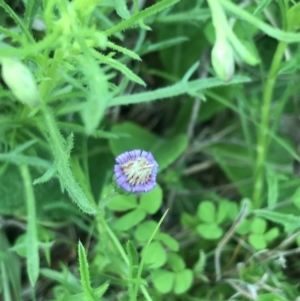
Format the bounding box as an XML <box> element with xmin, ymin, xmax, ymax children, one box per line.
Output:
<box><xmin>1</xmin><ymin>58</ymin><xmax>40</xmax><ymax>107</ymax></box>
<box><xmin>211</xmin><ymin>36</ymin><xmax>235</xmax><ymax>82</ymax></box>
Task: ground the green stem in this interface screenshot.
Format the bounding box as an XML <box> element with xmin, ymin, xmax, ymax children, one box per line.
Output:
<box><xmin>20</xmin><ymin>164</ymin><xmax>39</xmax><ymax>285</ymax></box>
<box><xmin>96</xmin><ymin>213</ymin><xmax>129</xmax><ymax>266</ymax></box>
<box><xmin>252</xmin><ymin>41</ymin><xmax>287</xmax><ymax>208</ymax></box>
<box><xmin>219</xmin><ymin>0</ymin><xmax>300</xmax><ymax>42</ymax></box>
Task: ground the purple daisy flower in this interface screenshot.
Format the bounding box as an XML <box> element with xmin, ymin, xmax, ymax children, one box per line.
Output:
<box><xmin>114</xmin><ymin>150</ymin><xmax>158</xmax><ymax>193</ymax></box>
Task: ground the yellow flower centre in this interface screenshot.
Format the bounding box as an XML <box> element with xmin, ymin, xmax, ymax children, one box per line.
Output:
<box><xmin>121</xmin><ymin>157</ymin><xmax>153</xmax><ymax>186</ymax></box>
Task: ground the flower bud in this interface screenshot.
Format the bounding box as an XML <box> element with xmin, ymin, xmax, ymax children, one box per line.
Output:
<box><xmin>211</xmin><ymin>36</ymin><xmax>235</xmax><ymax>82</ymax></box>
<box><xmin>1</xmin><ymin>58</ymin><xmax>40</xmax><ymax>107</ymax></box>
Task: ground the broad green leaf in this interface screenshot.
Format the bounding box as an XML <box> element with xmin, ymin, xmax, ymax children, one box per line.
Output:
<box><xmin>208</xmin><ymin>143</ymin><xmax>253</xmax><ymax>197</ymax></box>
<box><xmin>250</xmin><ymin>217</ymin><xmax>267</xmax><ymax>235</ymax></box>
<box><xmin>248</xmin><ymin>234</ymin><xmax>267</xmax><ymax>250</ymax></box>
<box><xmin>110</xmin><ymin>122</ymin><xmax>188</xmax><ymax>171</ymax></box>
<box><xmin>167</xmin><ymin>253</ymin><xmax>185</xmax><ymax>272</ymax></box>
<box><xmin>216</xmin><ymin>200</ymin><xmax>231</xmax><ymax>223</ymax></box>
<box><xmin>134</xmin><ymin>221</ymin><xmax>157</xmax><ymax>242</ymax></box>
<box><xmin>106</xmin><ymin>194</ymin><xmax>138</xmax><ymax>211</ymax></box>
<box><xmin>181</xmin><ymin>212</ymin><xmax>198</xmax><ymax>228</ymax></box>
<box><xmin>114</xmin><ymin>208</ymin><xmax>147</xmax><ymax>231</ymax></box>
<box><xmin>287</xmin><ymin>3</ymin><xmax>300</xmax><ymax>31</ymax></box>
<box><xmin>197</xmin><ymin>201</ymin><xmax>216</xmax><ymax>223</ymax></box>
<box><xmin>152</xmin><ymin>269</ymin><xmax>174</xmax><ymax>294</ymax></box>
<box><xmin>264</xmin><ymin>227</ymin><xmax>279</xmax><ymax>242</ymax></box>
<box><xmin>236</xmin><ymin>219</ymin><xmax>251</xmax><ymax>235</ymax></box>
<box><xmin>293</xmin><ymin>187</ymin><xmax>300</xmax><ymax>210</ymax></box>
<box><xmin>197</xmin><ymin>223</ymin><xmax>223</xmax><ymax>240</ymax></box>
<box><xmin>143</xmin><ymin>241</ymin><xmax>167</xmax><ymax>269</ymax></box>
<box><xmin>174</xmin><ymin>269</ymin><xmax>193</xmax><ymax>294</ymax></box>
<box><xmin>254</xmin><ymin>209</ymin><xmax>300</xmax><ymax>233</ymax></box>
<box><xmin>156</xmin><ymin>233</ymin><xmax>179</xmax><ymax>251</ymax></box>
<box><xmin>140</xmin><ymin>185</ymin><xmax>163</xmax><ymax>214</ymax></box>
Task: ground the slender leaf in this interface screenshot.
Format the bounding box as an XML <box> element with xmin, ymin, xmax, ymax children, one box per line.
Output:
<box><xmin>78</xmin><ymin>241</ymin><xmax>97</xmax><ymax>301</ymax></box>
<box><xmin>20</xmin><ymin>164</ymin><xmax>39</xmax><ymax>286</ymax></box>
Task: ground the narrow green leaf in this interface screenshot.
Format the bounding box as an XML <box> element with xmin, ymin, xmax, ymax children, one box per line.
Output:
<box><xmin>267</xmin><ymin>169</ymin><xmax>278</xmax><ymax>209</ymax></box>
<box><xmin>132</xmin><ymin>209</ymin><xmax>169</xmax><ymax>300</ymax></box>
<box><xmin>107</xmin><ymin>41</ymin><xmax>141</xmax><ymax>60</ymax></box>
<box><xmin>220</xmin><ymin>0</ymin><xmax>300</xmax><ymax>43</ymax></box>
<box><xmin>24</xmin><ymin>0</ymin><xmax>40</xmax><ymax>29</ymax></box>
<box><xmin>91</xmin><ymin>50</ymin><xmax>146</xmax><ymax>86</ymax></box>
<box><xmin>20</xmin><ymin>165</ymin><xmax>39</xmax><ymax>286</ymax></box>
<box><xmin>126</xmin><ymin>240</ymin><xmax>139</xmax><ymax>299</ymax></box>
<box><xmin>41</xmin><ymin>105</ymin><xmax>98</xmax><ymax>215</ymax></box>
<box><xmin>110</xmin><ymin>75</ymin><xmax>250</xmax><ymax>106</ymax></box>
<box><xmin>0</xmin><ymin>233</ymin><xmax>22</xmax><ymax>301</ymax></box>
<box><xmin>254</xmin><ymin>209</ymin><xmax>300</xmax><ymax>233</ymax></box>
<box><xmin>78</xmin><ymin>241</ymin><xmax>97</xmax><ymax>301</ymax></box>
<box><xmin>0</xmin><ymin>152</ymin><xmax>51</xmax><ymax>169</ymax></box>
<box><xmin>0</xmin><ymin>0</ymin><xmax>33</xmax><ymax>42</ymax></box>
<box><xmin>104</xmin><ymin>0</ymin><xmax>180</xmax><ymax>37</ymax></box>
<box><xmin>253</xmin><ymin>0</ymin><xmax>272</xmax><ymax>15</ymax></box>
<box><xmin>94</xmin><ymin>282</ymin><xmax>109</xmax><ymax>297</ymax></box>
<box><xmin>0</xmin><ymin>25</ymin><xmax>22</xmax><ymax>42</ymax></box>
<box><xmin>76</xmin><ymin>41</ymin><xmax>111</xmax><ymax>134</ymax></box>
<box><xmin>127</xmin><ymin>240</ymin><xmax>139</xmax><ymax>268</ymax></box>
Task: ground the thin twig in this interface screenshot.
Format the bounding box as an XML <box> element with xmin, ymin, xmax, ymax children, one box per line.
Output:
<box><xmin>187</xmin><ymin>98</ymin><xmax>202</xmax><ymax>141</ymax></box>
<box><xmin>215</xmin><ymin>199</ymin><xmax>249</xmax><ymax>281</ymax></box>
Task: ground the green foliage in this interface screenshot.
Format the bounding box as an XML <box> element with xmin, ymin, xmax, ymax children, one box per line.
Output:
<box><xmin>107</xmin><ymin>185</ymin><xmax>163</xmax><ymax>230</ymax></box>
<box><xmin>152</xmin><ymin>253</ymin><xmax>193</xmax><ymax>294</ymax></box>
<box><xmin>1</xmin><ymin>0</ymin><xmax>300</xmax><ymax>300</ymax></box>
<box><xmin>110</xmin><ymin>122</ymin><xmax>188</xmax><ymax>171</ymax></box>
